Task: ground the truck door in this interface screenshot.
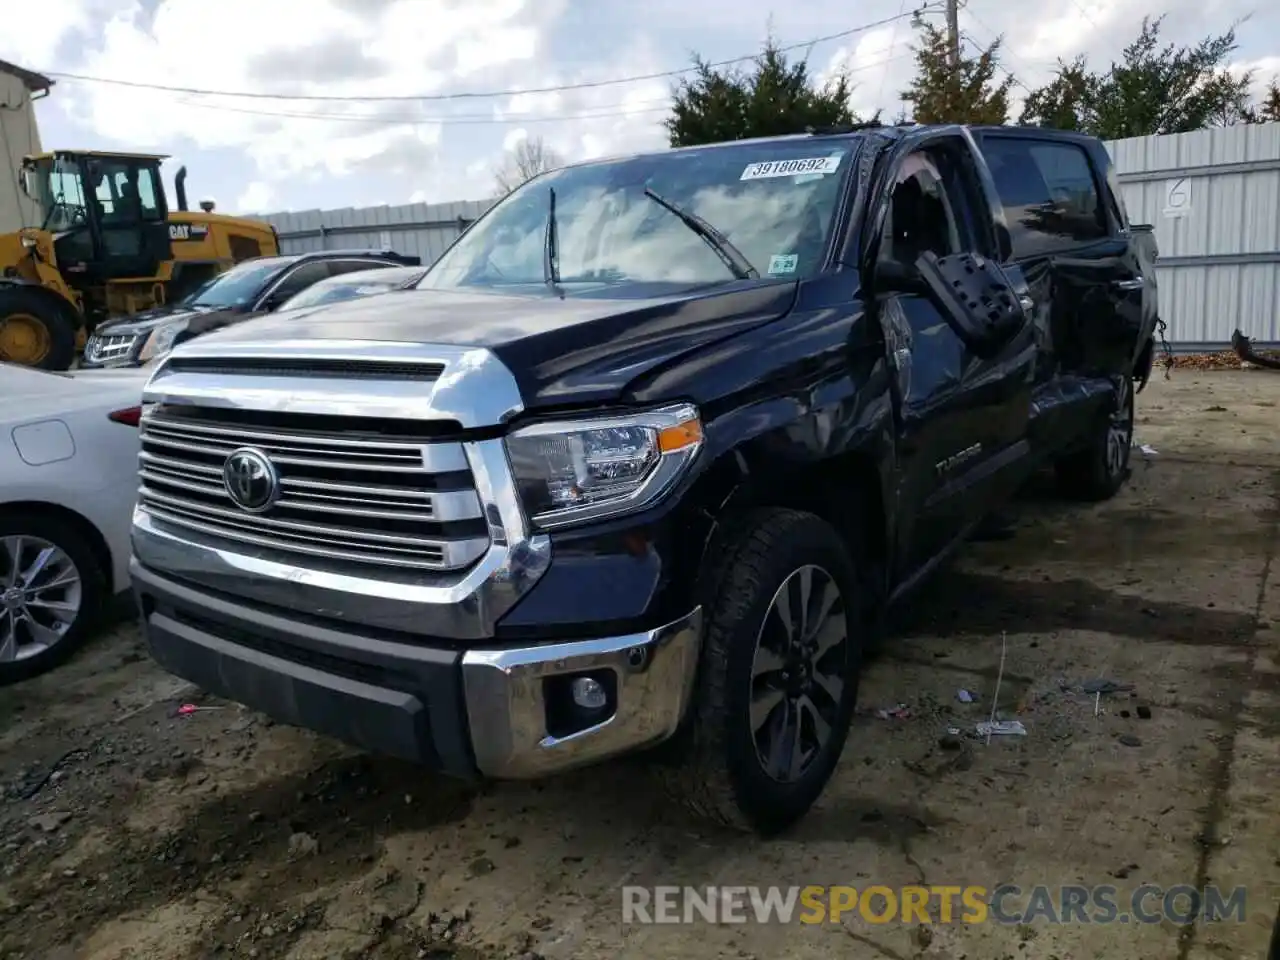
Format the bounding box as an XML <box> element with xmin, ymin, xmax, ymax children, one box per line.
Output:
<box><xmin>865</xmin><ymin>133</ymin><xmax>1037</xmax><ymax>580</ymax></box>
<box><xmin>975</xmin><ymin>133</ymin><xmax>1154</xmax><ymax>448</ymax></box>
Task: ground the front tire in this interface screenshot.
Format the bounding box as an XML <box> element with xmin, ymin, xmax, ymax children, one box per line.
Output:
<box><xmin>1055</xmin><ymin>375</ymin><xmax>1135</xmax><ymax>502</ymax></box>
<box><xmin>0</xmin><ymin>287</ymin><xmax>78</xmax><ymax>371</ymax></box>
<box><xmin>660</xmin><ymin>508</ymin><xmax>869</xmax><ymax>834</ymax></box>
<box><xmin>0</xmin><ymin>515</ymin><xmax>107</xmax><ymax>686</ymax></box>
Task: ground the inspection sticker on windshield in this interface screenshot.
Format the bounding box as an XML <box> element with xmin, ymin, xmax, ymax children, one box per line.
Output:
<box><xmin>740</xmin><ymin>156</ymin><xmax>842</xmax><ymax>181</ymax></box>
<box><xmin>768</xmin><ymin>254</ymin><xmax>799</xmax><ymax>274</ymax></box>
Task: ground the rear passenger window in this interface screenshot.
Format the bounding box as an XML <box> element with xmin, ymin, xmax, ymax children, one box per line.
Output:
<box><xmin>981</xmin><ymin>138</ymin><xmax>1107</xmax><ymax>258</ymax></box>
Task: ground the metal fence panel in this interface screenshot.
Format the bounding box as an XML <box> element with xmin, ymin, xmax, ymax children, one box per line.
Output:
<box><xmin>1106</xmin><ymin>122</ymin><xmax>1280</xmax><ymax>347</ymax></box>
<box><xmin>260</xmin><ymin>199</ymin><xmax>494</xmax><ymax>263</ymax></box>
<box><xmin>258</xmin><ymin>123</ymin><xmax>1280</xmax><ymax>349</ymax></box>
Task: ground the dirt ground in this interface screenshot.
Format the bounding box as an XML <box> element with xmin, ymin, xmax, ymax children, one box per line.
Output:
<box><xmin>2</xmin><ymin>370</ymin><xmax>1279</xmax><ymax>960</ymax></box>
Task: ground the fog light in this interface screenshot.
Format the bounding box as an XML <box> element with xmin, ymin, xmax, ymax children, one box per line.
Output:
<box><xmin>570</xmin><ymin>676</ymin><xmax>608</xmax><ymax>710</ymax></box>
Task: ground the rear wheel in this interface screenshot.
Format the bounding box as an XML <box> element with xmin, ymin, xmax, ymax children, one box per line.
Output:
<box><xmin>0</xmin><ymin>287</ymin><xmax>78</xmax><ymax>371</ymax></box>
<box><xmin>0</xmin><ymin>515</ymin><xmax>107</xmax><ymax>686</ymax></box>
<box><xmin>659</xmin><ymin>508</ymin><xmax>869</xmax><ymax>834</ymax></box>
<box><xmin>1055</xmin><ymin>375</ymin><xmax>1135</xmax><ymax>501</ymax></box>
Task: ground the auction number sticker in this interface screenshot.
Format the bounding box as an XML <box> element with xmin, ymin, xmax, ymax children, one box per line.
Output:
<box><xmin>740</xmin><ymin>155</ymin><xmax>842</xmax><ymax>181</ymax></box>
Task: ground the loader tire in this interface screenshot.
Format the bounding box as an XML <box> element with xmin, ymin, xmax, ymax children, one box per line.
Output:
<box><xmin>0</xmin><ymin>287</ymin><xmax>78</xmax><ymax>371</ymax></box>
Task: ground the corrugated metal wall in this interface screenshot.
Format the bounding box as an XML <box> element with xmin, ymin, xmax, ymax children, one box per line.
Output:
<box><xmin>260</xmin><ymin>122</ymin><xmax>1280</xmax><ymax>349</ymax></box>
<box><xmin>262</xmin><ymin>199</ymin><xmax>493</xmax><ymax>265</ymax></box>
<box><xmin>1107</xmin><ymin>122</ymin><xmax>1280</xmax><ymax>348</ymax></box>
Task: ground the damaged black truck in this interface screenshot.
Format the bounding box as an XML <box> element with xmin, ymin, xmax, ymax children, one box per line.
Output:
<box><xmin>130</xmin><ymin>124</ymin><xmax>1159</xmax><ymax>834</ymax></box>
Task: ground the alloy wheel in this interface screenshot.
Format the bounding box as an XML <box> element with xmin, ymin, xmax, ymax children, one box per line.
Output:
<box><xmin>749</xmin><ymin>564</ymin><xmax>849</xmax><ymax>783</ymax></box>
<box><xmin>0</xmin><ymin>536</ymin><xmax>83</xmax><ymax>663</ymax></box>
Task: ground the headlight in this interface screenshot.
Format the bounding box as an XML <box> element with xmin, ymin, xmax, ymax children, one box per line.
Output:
<box><xmin>504</xmin><ymin>403</ymin><xmax>704</xmax><ymax>530</ymax></box>
<box><xmin>137</xmin><ymin>320</ymin><xmax>189</xmax><ymax>363</ymax></box>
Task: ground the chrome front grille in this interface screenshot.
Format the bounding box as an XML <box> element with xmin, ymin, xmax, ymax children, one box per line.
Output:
<box><xmin>84</xmin><ymin>332</ymin><xmax>141</xmax><ymax>365</ymax></box>
<box><xmin>137</xmin><ymin>410</ymin><xmax>491</xmax><ymax>572</ymax></box>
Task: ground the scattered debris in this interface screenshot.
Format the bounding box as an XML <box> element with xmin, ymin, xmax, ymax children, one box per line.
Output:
<box><xmin>174</xmin><ymin>703</ymin><xmax>223</xmax><ymax>717</ymax></box>
<box><xmin>957</xmin><ymin>689</ymin><xmax>977</xmax><ymax>704</ymax></box>
<box><xmin>28</xmin><ymin>811</ymin><xmax>73</xmax><ymax>833</ymax></box>
<box><xmin>1139</xmin><ymin>444</ymin><xmax>1159</xmax><ymax>457</ymax></box>
<box><xmin>468</xmin><ymin>856</ymin><xmax>497</xmax><ymax>876</ymax></box>
<box><xmin>939</xmin><ymin>734</ymin><xmax>964</xmax><ymax>751</ymax></box>
<box><xmin>1136</xmin><ymin>705</ymin><xmax>1152</xmax><ymax>720</ymax></box>
<box><xmin>1081</xmin><ymin>679</ymin><xmax>1136</xmax><ymax>695</ymax></box>
<box><xmin>287</xmin><ymin>832</ymin><xmax>320</xmax><ymax>858</ymax></box>
<box><xmin>875</xmin><ymin>704</ymin><xmax>912</xmax><ymax>720</ymax></box>
<box><xmin>1110</xmin><ymin>863</ymin><xmax>1140</xmax><ymax>879</ymax></box>
<box><xmin>1118</xmin><ymin>735</ymin><xmax>1142</xmax><ymax>748</ymax></box>
<box><xmin>976</xmin><ymin>720</ymin><xmax>1026</xmax><ymax>737</ymax></box>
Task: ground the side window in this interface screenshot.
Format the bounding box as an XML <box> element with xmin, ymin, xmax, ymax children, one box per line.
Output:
<box><xmin>326</xmin><ymin>259</ymin><xmax>389</xmax><ymax>277</ymax></box>
<box><xmin>981</xmin><ymin>137</ymin><xmax>1107</xmax><ymax>257</ymax></box>
<box><xmin>136</xmin><ymin>168</ymin><xmax>161</xmax><ymax>218</ymax></box>
<box><xmin>878</xmin><ymin>150</ymin><xmax>965</xmax><ymax>266</ymax></box>
<box><xmin>264</xmin><ymin>262</ymin><xmax>330</xmax><ymax>305</ymax></box>
<box><xmin>94</xmin><ymin>173</ymin><xmax>115</xmax><ymax>215</ymax></box>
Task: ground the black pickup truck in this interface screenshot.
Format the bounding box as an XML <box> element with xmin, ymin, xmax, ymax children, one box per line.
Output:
<box><xmin>130</xmin><ymin>124</ymin><xmax>1159</xmax><ymax>834</ymax></box>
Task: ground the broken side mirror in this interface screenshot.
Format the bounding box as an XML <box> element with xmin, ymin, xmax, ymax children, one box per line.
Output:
<box><xmin>915</xmin><ymin>250</ymin><xmax>1025</xmax><ymax>357</ymax></box>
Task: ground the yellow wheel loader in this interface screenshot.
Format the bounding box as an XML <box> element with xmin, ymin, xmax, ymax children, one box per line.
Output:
<box><xmin>0</xmin><ymin>150</ymin><xmax>280</xmax><ymax>369</ymax></box>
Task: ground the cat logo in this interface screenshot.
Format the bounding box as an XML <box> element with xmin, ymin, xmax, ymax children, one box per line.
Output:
<box><xmin>169</xmin><ymin>223</ymin><xmax>210</xmax><ymax>241</ymax></box>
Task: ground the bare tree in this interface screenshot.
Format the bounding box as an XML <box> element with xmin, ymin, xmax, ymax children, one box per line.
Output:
<box><xmin>493</xmin><ymin>136</ymin><xmax>565</xmax><ymax>195</ymax></box>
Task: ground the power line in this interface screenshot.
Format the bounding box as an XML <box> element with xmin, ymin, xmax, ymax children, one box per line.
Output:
<box><xmin>38</xmin><ymin>8</ymin><xmax>937</xmax><ymax>104</ymax></box>
<box><xmin>157</xmin><ymin>51</ymin><xmax>917</xmax><ymax>126</ymax></box>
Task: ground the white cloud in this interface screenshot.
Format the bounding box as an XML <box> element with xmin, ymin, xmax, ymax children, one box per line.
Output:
<box><xmin>236</xmin><ymin>180</ymin><xmax>274</xmax><ymax>213</ymax></box>
<box><xmin>4</xmin><ymin>0</ymin><xmax>1278</xmax><ymax>213</ymax></box>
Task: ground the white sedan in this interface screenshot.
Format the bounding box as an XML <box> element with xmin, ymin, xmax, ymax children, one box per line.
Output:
<box><xmin>1</xmin><ymin>363</ymin><xmax>149</xmax><ymax>684</ymax></box>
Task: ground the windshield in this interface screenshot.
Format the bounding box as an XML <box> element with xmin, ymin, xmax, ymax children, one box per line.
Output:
<box><xmin>31</xmin><ymin>157</ymin><xmax>87</xmax><ymax>232</ymax></box>
<box><xmin>418</xmin><ymin>139</ymin><xmax>857</xmax><ymax>294</ymax></box>
<box><xmin>30</xmin><ymin>155</ymin><xmax>165</xmax><ymax>232</ymax></box>
<box><xmin>184</xmin><ymin>257</ymin><xmax>294</xmax><ymax>308</ymax></box>
<box><xmin>280</xmin><ymin>274</ymin><xmax>410</xmax><ymax>311</ymax></box>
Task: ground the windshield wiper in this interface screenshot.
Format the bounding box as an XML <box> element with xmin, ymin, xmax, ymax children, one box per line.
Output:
<box><xmin>543</xmin><ymin>187</ymin><xmax>564</xmax><ymax>298</ymax></box>
<box><xmin>642</xmin><ymin>187</ymin><xmax>759</xmax><ymax>280</ymax></box>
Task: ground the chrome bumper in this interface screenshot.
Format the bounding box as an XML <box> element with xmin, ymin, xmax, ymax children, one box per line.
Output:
<box><xmin>462</xmin><ymin>607</ymin><xmax>703</xmax><ymax>778</ymax></box>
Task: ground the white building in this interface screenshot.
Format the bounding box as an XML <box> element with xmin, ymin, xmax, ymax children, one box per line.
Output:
<box><xmin>0</xmin><ymin>59</ymin><xmax>52</xmax><ymax>235</ymax></box>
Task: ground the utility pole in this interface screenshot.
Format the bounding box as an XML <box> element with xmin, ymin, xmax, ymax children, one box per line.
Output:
<box><xmin>945</xmin><ymin>0</ymin><xmax>961</xmax><ymax>70</ymax></box>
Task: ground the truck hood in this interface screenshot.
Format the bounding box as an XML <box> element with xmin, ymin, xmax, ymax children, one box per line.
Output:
<box><xmin>187</xmin><ymin>281</ymin><xmax>799</xmax><ymax>407</ymax></box>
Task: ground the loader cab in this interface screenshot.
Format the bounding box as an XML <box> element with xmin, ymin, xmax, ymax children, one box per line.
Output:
<box><xmin>21</xmin><ymin>150</ymin><xmax>173</xmax><ymax>284</ymax></box>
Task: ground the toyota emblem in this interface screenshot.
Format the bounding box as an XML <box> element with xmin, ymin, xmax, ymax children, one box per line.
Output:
<box><xmin>222</xmin><ymin>447</ymin><xmax>280</xmax><ymax>512</ymax></box>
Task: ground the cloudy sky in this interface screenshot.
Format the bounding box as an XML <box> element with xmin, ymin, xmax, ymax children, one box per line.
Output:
<box><xmin>5</xmin><ymin>0</ymin><xmax>1278</xmax><ymax>217</ymax></box>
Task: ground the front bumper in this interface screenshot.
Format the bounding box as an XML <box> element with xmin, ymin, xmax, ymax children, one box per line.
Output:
<box><xmin>80</xmin><ymin>330</ymin><xmax>144</xmax><ymax>368</ymax></box>
<box><xmin>132</xmin><ymin>560</ymin><xmax>702</xmax><ymax>779</ymax></box>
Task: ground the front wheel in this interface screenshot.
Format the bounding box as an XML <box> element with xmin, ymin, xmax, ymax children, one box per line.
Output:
<box><xmin>0</xmin><ymin>287</ymin><xmax>78</xmax><ymax>371</ymax></box>
<box><xmin>1055</xmin><ymin>375</ymin><xmax>1135</xmax><ymax>501</ymax></box>
<box><xmin>659</xmin><ymin>508</ymin><xmax>869</xmax><ymax>834</ymax></box>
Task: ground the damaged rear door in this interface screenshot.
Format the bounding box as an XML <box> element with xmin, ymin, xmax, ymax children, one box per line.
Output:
<box><xmin>975</xmin><ymin>131</ymin><xmax>1156</xmax><ymax>452</ymax></box>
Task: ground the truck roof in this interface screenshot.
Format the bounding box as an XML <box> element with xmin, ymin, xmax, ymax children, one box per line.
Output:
<box><xmin>551</xmin><ymin>122</ymin><xmax>1104</xmax><ymax>174</ymax></box>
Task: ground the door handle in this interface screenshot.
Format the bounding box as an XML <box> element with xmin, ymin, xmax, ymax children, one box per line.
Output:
<box><xmin>1113</xmin><ymin>277</ymin><xmax>1145</xmax><ymax>291</ymax></box>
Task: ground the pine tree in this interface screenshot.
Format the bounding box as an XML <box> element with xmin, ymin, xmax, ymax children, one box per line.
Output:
<box><xmin>666</xmin><ymin>41</ymin><xmax>874</xmax><ymax>147</ymax></box>
<box><xmin>901</xmin><ymin>23</ymin><xmax>1014</xmax><ymax>125</ymax></box>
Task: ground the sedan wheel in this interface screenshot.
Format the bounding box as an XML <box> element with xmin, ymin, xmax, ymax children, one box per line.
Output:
<box><xmin>1</xmin><ymin>535</ymin><xmax>84</xmax><ymax>663</ymax></box>
<box><xmin>0</xmin><ymin>517</ymin><xmax>106</xmax><ymax>685</ymax></box>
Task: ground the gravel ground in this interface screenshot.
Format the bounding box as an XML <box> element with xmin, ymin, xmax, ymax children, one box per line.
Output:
<box><xmin>1</xmin><ymin>370</ymin><xmax>1278</xmax><ymax>960</ymax></box>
